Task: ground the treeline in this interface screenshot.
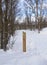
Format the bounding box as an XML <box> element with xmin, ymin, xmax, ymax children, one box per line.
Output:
<box><xmin>14</xmin><ymin>16</ymin><xmax>47</xmax><ymax>30</ymax></box>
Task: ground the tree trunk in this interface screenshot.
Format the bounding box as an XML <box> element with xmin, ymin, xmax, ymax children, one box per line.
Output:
<box><xmin>35</xmin><ymin>0</ymin><xmax>38</xmax><ymax>29</ymax></box>
<box><xmin>0</xmin><ymin>0</ymin><xmax>3</xmax><ymax>49</ymax></box>
<box><xmin>4</xmin><ymin>0</ymin><xmax>8</xmax><ymax>51</ymax></box>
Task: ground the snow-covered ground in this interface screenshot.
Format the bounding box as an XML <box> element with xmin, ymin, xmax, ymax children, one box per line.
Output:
<box><xmin>0</xmin><ymin>28</ymin><xmax>47</xmax><ymax>65</ymax></box>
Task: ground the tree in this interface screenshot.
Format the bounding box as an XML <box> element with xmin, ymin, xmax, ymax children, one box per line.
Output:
<box><xmin>24</xmin><ymin>0</ymin><xmax>32</xmax><ymax>28</ymax></box>
<box><xmin>8</xmin><ymin>0</ymin><xmax>19</xmax><ymax>35</ymax></box>
<box><xmin>35</xmin><ymin>0</ymin><xmax>38</xmax><ymax>28</ymax></box>
<box><xmin>0</xmin><ymin>0</ymin><xmax>3</xmax><ymax>49</ymax></box>
<box><xmin>38</xmin><ymin>0</ymin><xmax>43</xmax><ymax>32</ymax></box>
<box><xmin>3</xmin><ymin>0</ymin><xmax>9</xmax><ymax>51</ymax></box>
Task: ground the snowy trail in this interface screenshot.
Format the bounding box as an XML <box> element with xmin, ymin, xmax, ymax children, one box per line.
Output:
<box><xmin>0</xmin><ymin>51</ymin><xmax>47</xmax><ymax>65</ymax></box>
<box><xmin>0</xmin><ymin>28</ymin><xmax>47</xmax><ymax>65</ymax></box>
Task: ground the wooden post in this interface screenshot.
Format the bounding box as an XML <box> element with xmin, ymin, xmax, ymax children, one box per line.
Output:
<box><xmin>23</xmin><ymin>32</ymin><xmax>26</xmax><ymax>52</ymax></box>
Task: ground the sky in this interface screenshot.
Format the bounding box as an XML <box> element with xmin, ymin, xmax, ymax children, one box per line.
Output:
<box><xmin>2</xmin><ymin>0</ymin><xmax>47</xmax><ymax>21</ymax></box>
<box><xmin>16</xmin><ymin>0</ymin><xmax>47</xmax><ymax>22</ymax></box>
<box><xmin>17</xmin><ymin>0</ymin><xmax>47</xmax><ymax>16</ymax></box>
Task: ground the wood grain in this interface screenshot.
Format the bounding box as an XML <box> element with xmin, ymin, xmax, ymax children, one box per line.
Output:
<box><xmin>23</xmin><ymin>32</ymin><xmax>26</xmax><ymax>52</ymax></box>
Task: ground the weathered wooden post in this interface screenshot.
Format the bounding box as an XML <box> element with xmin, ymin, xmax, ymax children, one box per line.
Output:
<box><xmin>23</xmin><ymin>32</ymin><xmax>26</xmax><ymax>52</ymax></box>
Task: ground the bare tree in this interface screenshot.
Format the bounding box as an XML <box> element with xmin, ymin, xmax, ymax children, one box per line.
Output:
<box><xmin>24</xmin><ymin>0</ymin><xmax>32</xmax><ymax>28</ymax></box>
<box><xmin>8</xmin><ymin>0</ymin><xmax>19</xmax><ymax>35</ymax></box>
<box><xmin>35</xmin><ymin>0</ymin><xmax>38</xmax><ymax>28</ymax></box>
<box><xmin>3</xmin><ymin>0</ymin><xmax>9</xmax><ymax>51</ymax></box>
<box><xmin>0</xmin><ymin>0</ymin><xmax>3</xmax><ymax>49</ymax></box>
<box><xmin>38</xmin><ymin>0</ymin><xmax>43</xmax><ymax>32</ymax></box>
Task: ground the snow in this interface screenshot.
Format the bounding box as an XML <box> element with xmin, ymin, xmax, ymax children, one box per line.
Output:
<box><xmin>0</xmin><ymin>28</ymin><xmax>47</xmax><ymax>65</ymax></box>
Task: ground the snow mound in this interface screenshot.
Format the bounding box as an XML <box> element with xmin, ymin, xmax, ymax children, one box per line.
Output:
<box><xmin>2</xmin><ymin>28</ymin><xmax>47</xmax><ymax>65</ymax></box>
<box><xmin>40</xmin><ymin>28</ymin><xmax>47</xmax><ymax>35</ymax></box>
